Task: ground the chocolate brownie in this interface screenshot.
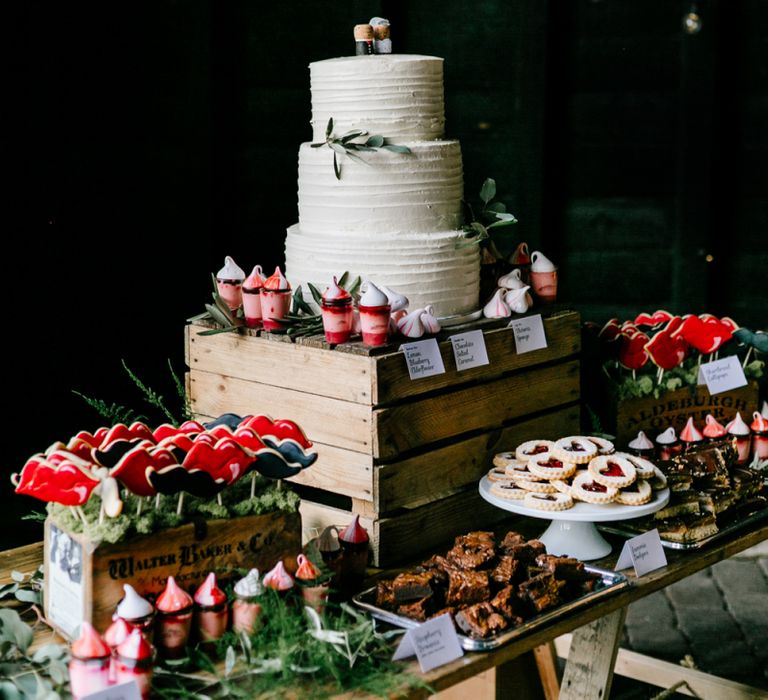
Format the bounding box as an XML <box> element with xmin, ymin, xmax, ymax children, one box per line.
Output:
<box><xmin>392</xmin><ymin>571</ymin><xmax>436</xmax><ymax>602</ymax></box>
<box><xmin>519</xmin><ymin>572</ymin><xmax>564</xmax><ymax>613</ymax></box>
<box><xmin>534</xmin><ymin>554</ymin><xmax>595</xmax><ymax>582</ymax></box>
<box><xmin>445</xmin><ymin>569</ymin><xmax>490</xmax><ymax>607</ymax></box>
<box><xmin>375</xmin><ymin>580</ymin><xmax>396</xmax><ymax>609</ymax></box>
<box><xmin>490</xmin><ymin>585</ymin><xmax>524</xmax><ymax>624</ymax></box>
<box><xmin>499</xmin><ymin>531</ymin><xmax>526</xmax><ymax>552</ymax></box>
<box><xmin>505</xmin><ymin>539</ymin><xmax>546</xmax><ymax>565</ymax></box>
<box><xmin>397</xmin><ymin>595</ymin><xmax>433</xmax><ymax>621</ymax></box>
<box><xmin>491</xmin><ymin>555</ymin><xmax>523</xmax><ymax>587</ymax></box>
<box><xmin>455</xmin><ymin>602</ymin><xmax>508</xmax><ymax>638</ymax></box>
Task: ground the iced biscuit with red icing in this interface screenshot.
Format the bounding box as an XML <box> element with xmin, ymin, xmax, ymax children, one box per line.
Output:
<box><xmin>570</xmin><ymin>472</ymin><xmax>618</xmax><ymax>504</ymax></box>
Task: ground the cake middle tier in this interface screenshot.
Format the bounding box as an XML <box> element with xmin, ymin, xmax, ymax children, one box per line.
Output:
<box><xmin>297</xmin><ymin>140</ymin><xmax>463</xmax><ymax>234</ymax></box>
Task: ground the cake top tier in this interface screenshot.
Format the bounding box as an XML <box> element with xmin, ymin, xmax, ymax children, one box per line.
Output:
<box><xmin>309</xmin><ymin>54</ymin><xmax>445</xmax><ymax>142</ymax></box>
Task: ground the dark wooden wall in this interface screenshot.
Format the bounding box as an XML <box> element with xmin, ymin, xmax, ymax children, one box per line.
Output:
<box><xmin>6</xmin><ymin>0</ymin><xmax>766</xmax><ymax>547</ymax></box>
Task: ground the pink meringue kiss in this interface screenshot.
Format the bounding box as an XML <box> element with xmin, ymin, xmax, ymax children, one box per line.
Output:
<box><xmin>680</xmin><ymin>417</ymin><xmax>704</xmax><ymax>449</ymax></box>
<box><xmin>69</xmin><ymin>622</ymin><xmax>112</xmax><ymax>699</ymax></box>
<box><xmin>155</xmin><ymin>576</ymin><xmax>194</xmax><ymax>659</ymax></box>
<box><xmin>263</xmin><ymin>560</ymin><xmax>295</xmax><ymax>593</ymax></box>
<box><xmin>703</xmin><ymin>414</ymin><xmax>728</xmax><ymax>442</ymax></box>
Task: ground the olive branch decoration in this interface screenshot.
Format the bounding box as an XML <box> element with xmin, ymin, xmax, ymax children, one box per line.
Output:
<box><xmin>311</xmin><ymin>117</ymin><xmax>412</xmax><ymax>180</ymax></box>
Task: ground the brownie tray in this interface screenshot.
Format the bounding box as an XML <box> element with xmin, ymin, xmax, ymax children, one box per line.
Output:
<box><xmin>599</xmin><ymin>504</ymin><xmax>767</xmax><ymax>551</ymax></box>
<box><xmin>352</xmin><ymin>565</ymin><xmax>629</xmax><ymax>652</ymax></box>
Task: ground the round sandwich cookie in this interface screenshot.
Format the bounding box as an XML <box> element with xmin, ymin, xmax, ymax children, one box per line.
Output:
<box><xmin>588</xmin><ymin>455</ymin><xmax>637</xmax><ymax>488</ymax></box>
<box><xmin>615</xmin><ymin>479</ymin><xmax>653</xmax><ymax>506</ymax></box>
<box><xmin>524</xmin><ymin>491</ymin><xmax>574</xmax><ymax>511</ymax></box>
<box><xmin>514</xmin><ymin>477</ymin><xmax>559</xmax><ymax>494</ymax></box>
<box><xmin>586</xmin><ymin>436</ymin><xmax>615</xmax><ymax>456</ymax></box>
<box><xmin>490</xmin><ymin>482</ymin><xmax>527</xmax><ymax>500</ymax></box>
<box><xmin>492</xmin><ymin>451</ymin><xmax>518</xmax><ymax>469</ymax></box>
<box><xmin>571</xmin><ymin>471</ymin><xmax>618</xmax><ymax>504</ymax></box>
<box><xmin>528</xmin><ymin>452</ymin><xmax>578</xmax><ymax>481</ymax></box>
<box><xmin>622</xmin><ymin>453</ymin><xmax>656</xmax><ymax>480</ymax></box>
<box><xmin>505</xmin><ymin>460</ymin><xmax>538</xmax><ymax>481</ymax></box>
<box><xmin>553</xmin><ymin>436</ymin><xmax>599</xmax><ymax>464</ymax></box>
<box><xmin>514</xmin><ymin>440</ymin><xmax>555</xmax><ymax>463</ymax></box>
<box><xmin>487</xmin><ymin>466</ymin><xmax>515</xmax><ymax>483</ymax></box>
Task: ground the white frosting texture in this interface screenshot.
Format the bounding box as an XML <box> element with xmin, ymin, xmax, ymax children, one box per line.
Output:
<box><xmin>310</xmin><ymin>55</ymin><xmax>445</xmax><ymax>141</ymax></box>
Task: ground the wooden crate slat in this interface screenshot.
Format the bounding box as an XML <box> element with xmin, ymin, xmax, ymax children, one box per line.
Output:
<box><xmin>372</xmin><ymin>360</ymin><xmax>580</xmax><ymax>460</ymax></box>
<box><xmin>375</xmin><ymin>403</ymin><xmax>580</xmax><ymax>512</ymax></box>
<box><xmin>372</xmin><ymin>310</ymin><xmax>580</xmax><ymax>404</ymax></box>
<box><xmin>187</xmin><ymin>324</ymin><xmax>374</xmax><ymax>404</ymax></box>
<box><xmin>189</xmin><ymin>371</ymin><xmax>373</xmax><ymax>454</ymax></box>
<box><xmin>287</xmin><ymin>442</ymin><xmax>374</xmax><ymax>501</ymax></box>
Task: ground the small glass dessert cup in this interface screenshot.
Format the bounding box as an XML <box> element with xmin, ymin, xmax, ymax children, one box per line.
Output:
<box><xmin>358</xmin><ymin>281</ymin><xmax>391</xmax><ymax>346</ymax></box>
<box><xmin>321</xmin><ymin>277</ymin><xmax>353</xmax><ymax>344</ymax></box>
<box><xmin>215</xmin><ymin>256</ymin><xmax>246</xmax><ymax>311</ymax></box>
<box><xmin>193</xmin><ymin>572</ymin><xmax>228</xmax><ymax>647</ymax></box>
<box><xmin>69</xmin><ymin>622</ymin><xmax>112</xmax><ymax>699</ymax></box>
<box><xmin>261</xmin><ymin>266</ymin><xmax>292</xmax><ymax>331</ymax></box>
<box><xmin>231</xmin><ymin>568</ymin><xmax>264</xmax><ymax>635</ymax></box>
<box><xmin>154</xmin><ymin>575</ymin><xmax>193</xmax><ymax>660</ymax></box>
<box><xmin>114</xmin><ymin>628</ymin><xmax>155</xmax><ymax>700</ymax></box>
<box><xmin>115</xmin><ymin>584</ymin><xmax>154</xmax><ymax>640</ymax></box>
<box><xmin>726</xmin><ymin>412</ymin><xmax>752</xmax><ymax>463</ymax></box>
<box><xmin>529</xmin><ymin>250</ymin><xmax>558</xmax><ymax>304</ymax></box>
<box><xmin>242</xmin><ymin>265</ymin><xmax>266</xmax><ymax>328</ymax></box>
<box><xmin>295</xmin><ymin>553</ymin><xmax>331</xmax><ymax>612</ymax></box>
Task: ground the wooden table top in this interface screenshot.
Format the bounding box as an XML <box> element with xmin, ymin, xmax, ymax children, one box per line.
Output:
<box><xmin>2</xmin><ymin>519</ymin><xmax>766</xmax><ymax>698</ymax></box>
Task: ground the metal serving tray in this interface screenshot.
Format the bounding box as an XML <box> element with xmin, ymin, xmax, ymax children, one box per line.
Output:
<box><xmin>352</xmin><ymin>565</ymin><xmax>629</xmax><ymax>652</ymax></box>
<box><xmin>599</xmin><ymin>505</ymin><xmax>767</xmax><ymax>551</ymax></box>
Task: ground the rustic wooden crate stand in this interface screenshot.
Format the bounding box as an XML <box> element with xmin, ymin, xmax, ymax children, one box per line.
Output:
<box><xmin>44</xmin><ymin>511</ymin><xmax>301</xmax><ymax>638</ymax></box>
<box><xmin>186</xmin><ymin>309</ymin><xmax>581</xmax><ymax>566</ymax></box>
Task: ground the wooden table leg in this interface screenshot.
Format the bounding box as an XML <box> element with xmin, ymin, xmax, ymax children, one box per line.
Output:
<box><xmin>558</xmin><ymin>607</ymin><xmax>627</xmax><ymax>700</ymax></box>
<box><xmin>533</xmin><ymin>642</ymin><xmax>561</xmax><ymax>700</ymax></box>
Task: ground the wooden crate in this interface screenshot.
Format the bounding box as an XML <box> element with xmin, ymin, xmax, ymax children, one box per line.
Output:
<box><xmin>44</xmin><ymin>511</ymin><xmax>301</xmax><ymax>639</ymax></box>
<box><xmin>605</xmin><ymin>381</ymin><xmax>760</xmax><ymax>446</ymax></box>
<box><xmin>186</xmin><ymin>309</ymin><xmax>581</xmax><ymax>565</ymax></box>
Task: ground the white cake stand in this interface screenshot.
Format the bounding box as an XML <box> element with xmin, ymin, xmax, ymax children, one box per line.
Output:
<box><xmin>479</xmin><ymin>476</ymin><xmax>670</xmax><ymax>560</ymax></box>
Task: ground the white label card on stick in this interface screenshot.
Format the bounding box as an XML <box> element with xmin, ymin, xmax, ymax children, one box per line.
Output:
<box><xmin>400</xmin><ymin>339</ymin><xmax>446</xmax><ymax>380</ymax></box>
<box><xmin>392</xmin><ymin>613</ymin><xmax>464</xmax><ymax>672</ymax></box>
<box><xmin>449</xmin><ymin>330</ymin><xmax>489</xmax><ymax>371</ymax></box>
<box><xmin>697</xmin><ymin>356</ymin><xmax>748</xmax><ymax>395</ymax></box>
<box><xmin>82</xmin><ymin>681</ymin><xmax>143</xmax><ymax>700</ymax></box>
<box><xmin>615</xmin><ymin>529</ymin><xmax>667</xmax><ymax>577</ymax></box>
<box><xmin>508</xmin><ymin>314</ymin><xmax>547</xmax><ymax>354</ymax></box>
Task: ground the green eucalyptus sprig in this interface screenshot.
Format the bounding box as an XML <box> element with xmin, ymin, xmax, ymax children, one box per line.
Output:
<box><xmin>461</xmin><ymin>178</ymin><xmax>518</xmax><ymax>255</ymax></box>
<box><xmin>311</xmin><ymin>118</ymin><xmax>412</xmax><ymax>180</ymax></box>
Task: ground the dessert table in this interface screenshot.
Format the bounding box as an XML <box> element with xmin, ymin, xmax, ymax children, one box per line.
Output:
<box><xmin>1</xmin><ymin>517</ymin><xmax>765</xmax><ymax>699</ymax></box>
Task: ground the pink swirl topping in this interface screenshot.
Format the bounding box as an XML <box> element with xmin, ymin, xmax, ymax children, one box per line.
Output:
<box><xmin>655</xmin><ymin>427</ymin><xmax>678</xmax><ymax>445</ymax></box>
<box><xmin>116</xmin><ymin>627</ymin><xmax>154</xmax><ymax>662</ymax></box>
<box><xmin>751</xmin><ymin>411</ymin><xmax>768</xmax><ymax>433</ymax></box>
<box><xmin>104</xmin><ymin>618</ymin><xmax>134</xmax><ymax>649</ymax></box>
<box><xmin>703</xmin><ymin>414</ymin><xmax>727</xmax><ymax>439</ymax></box>
<box><xmin>243</xmin><ymin>265</ymin><xmax>265</xmax><ymax>290</ymax></box>
<box><xmin>193</xmin><ymin>572</ymin><xmax>227</xmax><ymax>607</ymax></box>
<box><xmin>680</xmin><ymin>417</ymin><xmax>703</xmax><ymax>443</ymax></box>
<box><xmin>156</xmin><ymin>576</ymin><xmax>193</xmax><ymax>613</ymax></box>
<box><xmin>71</xmin><ymin>621</ymin><xmax>111</xmax><ymax>660</ymax></box>
<box><xmin>295</xmin><ymin>553</ymin><xmax>322</xmax><ymax>581</ymax></box>
<box><xmin>339</xmin><ymin>514</ymin><xmax>369</xmax><ymax>545</ymax></box>
<box><xmin>628</xmin><ymin>431</ymin><xmax>654</xmax><ymax>451</ymax></box>
<box><xmin>322</xmin><ymin>277</ymin><xmax>351</xmax><ymax>302</ymax></box>
<box><xmin>263</xmin><ymin>266</ymin><xmax>291</xmax><ymax>291</ymax></box>
<box><xmin>726</xmin><ymin>412</ymin><xmax>750</xmax><ymax>437</ymax></box>
<box><xmin>263</xmin><ymin>561</ymin><xmax>294</xmax><ymax>591</ymax></box>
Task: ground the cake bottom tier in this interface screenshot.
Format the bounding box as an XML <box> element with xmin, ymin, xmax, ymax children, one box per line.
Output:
<box><xmin>284</xmin><ymin>223</ymin><xmax>480</xmax><ymax>317</ymax></box>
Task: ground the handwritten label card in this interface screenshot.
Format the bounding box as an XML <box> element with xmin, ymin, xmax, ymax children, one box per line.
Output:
<box><xmin>392</xmin><ymin>613</ymin><xmax>464</xmax><ymax>672</ymax></box>
<box><xmin>508</xmin><ymin>314</ymin><xmax>547</xmax><ymax>354</ymax></box>
<box><xmin>449</xmin><ymin>330</ymin><xmax>489</xmax><ymax>371</ymax></box>
<box><xmin>82</xmin><ymin>681</ymin><xmax>143</xmax><ymax>700</ymax></box>
<box><xmin>697</xmin><ymin>356</ymin><xmax>748</xmax><ymax>395</ymax></box>
<box><xmin>615</xmin><ymin>529</ymin><xmax>667</xmax><ymax>577</ymax></box>
<box><xmin>400</xmin><ymin>339</ymin><xmax>446</xmax><ymax>380</ymax></box>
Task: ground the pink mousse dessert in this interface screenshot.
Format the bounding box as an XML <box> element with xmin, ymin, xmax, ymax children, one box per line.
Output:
<box><xmin>114</xmin><ymin>628</ymin><xmax>154</xmax><ymax>700</ymax></box>
<box><xmin>155</xmin><ymin>576</ymin><xmax>194</xmax><ymax>659</ymax></box>
<box><xmin>263</xmin><ymin>560</ymin><xmax>295</xmax><ymax>594</ymax></box>
<box><xmin>656</xmin><ymin>427</ymin><xmax>683</xmax><ymax>461</ymax></box>
<box><xmin>320</xmin><ymin>277</ymin><xmax>353</xmax><ymax>344</ymax></box>
<box><xmin>261</xmin><ymin>266</ymin><xmax>292</xmax><ymax>331</ymax></box>
<box><xmin>358</xmin><ymin>281</ymin><xmax>391</xmax><ymax>346</ymax></box>
<box><xmin>232</xmin><ymin>568</ymin><xmax>264</xmax><ymax>635</ymax></box>
<box><xmin>216</xmin><ymin>256</ymin><xmax>245</xmax><ymax>311</ymax></box>
<box><xmin>193</xmin><ymin>572</ymin><xmax>228</xmax><ymax>644</ymax></box>
<box><xmin>702</xmin><ymin>414</ymin><xmax>728</xmax><ymax>442</ymax></box>
<box><xmin>242</xmin><ymin>265</ymin><xmax>266</xmax><ymax>328</ymax></box>
<box><xmin>69</xmin><ymin>622</ymin><xmax>111</xmax><ymax>699</ymax></box>
<box><xmin>726</xmin><ymin>412</ymin><xmax>752</xmax><ymax>463</ymax></box>
<box><xmin>680</xmin><ymin>417</ymin><xmax>704</xmax><ymax>450</ymax></box>
<box><xmin>628</xmin><ymin>430</ymin><xmax>655</xmax><ymax>459</ymax></box>
<box><xmin>295</xmin><ymin>553</ymin><xmax>330</xmax><ymax>612</ymax></box>
<box><xmin>115</xmin><ymin>584</ymin><xmax>154</xmax><ymax>637</ymax></box>
<box><xmin>751</xmin><ymin>410</ymin><xmax>768</xmax><ymax>460</ymax></box>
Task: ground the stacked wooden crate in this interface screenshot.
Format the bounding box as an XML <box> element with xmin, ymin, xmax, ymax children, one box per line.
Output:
<box><xmin>186</xmin><ymin>309</ymin><xmax>581</xmax><ymax>566</ymax></box>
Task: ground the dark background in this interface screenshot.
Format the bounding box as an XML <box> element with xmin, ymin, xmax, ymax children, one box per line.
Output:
<box><xmin>7</xmin><ymin>0</ymin><xmax>767</xmax><ymax>548</ymax></box>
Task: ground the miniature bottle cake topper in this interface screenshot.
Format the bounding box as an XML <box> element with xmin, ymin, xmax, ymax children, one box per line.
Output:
<box><xmin>703</xmin><ymin>414</ymin><xmax>728</xmax><ymax>442</ymax></box>
<box><xmin>242</xmin><ymin>265</ymin><xmax>266</xmax><ymax>328</ymax></box>
<box><xmin>628</xmin><ymin>430</ymin><xmax>655</xmax><ymax>458</ymax></box>
<box><xmin>216</xmin><ymin>256</ymin><xmax>245</xmax><ymax>311</ymax></box>
<box><xmin>154</xmin><ymin>575</ymin><xmax>194</xmax><ymax>659</ymax></box>
<box><xmin>751</xmin><ymin>410</ymin><xmax>768</xmax><ymax>460</ymax></box>
<box><xmin>338</xmin><ymin>515</ymin><xmax>370</xmax><ymax>596</ymax></box>
<box><xmin>726</xmin><ymin>412</ymin><xmax>752</xmax><ymax>463</ymax></box>
<box><xmin>193</xmin><ymin>572</ymin><xmax>228</xmax><ymax>644</ymax></box>
<box><xmin>655</xmin><ymin>427</ymin><xmax>683</xmax><ymax>461</ymax></box>
<box><xmin>116</xmin><ymin>584</ymin><xmax>154</xmax><ymax>636</ymax></box>
<box><xmin>232</xmin><ymin>568</ymin><xmax>264</xmax><ymax>635</ymax></box>
<box><xmin>680</xmin><ymin>417</ymin><xmax>704</xmax><ymax>450</ymax></box>
<box><xmin>295</xmin><ymin>553</ymin><xmax>331</xmax><ymax>612</ymax></box>
<box><xmin>263</xmin><ymin>560</ymin><xmax>295</xmax><ymax>593</ymax></box>
<box><xmin>261</xmin><ymin>266</ymin><xmax>292</xmax><ymax>332</ymax></box>
<box><xmin>114</xmin><ymin>627</ymin><xmax>154</xmax><ymax>700</ymax></box>
<box><xmin>321</xmin><ymin>276</ymin><xmax>354</xmax><ymax>344</ymax></box>
<box><xmin>353</xmin><ymin>24</ymin><xmax>374</xmax><ymax>55</ymax></box>
<box><xmin>359</xmin><ymin>281</ymin><xmax>391</xmax><ymax>346</ymax></box>
<box><xmin>370</xmin><ymin>17</ymin><xmax>391</xmax><ymax>54</ymax></box>
<box><xmin>530</xmin><ymin>251</ymin><xmax>558</xmax><ymax>303</ymax></box>
<box><xmin>69</xmin><ymin>622</ymin><xmax>112</xmax><ymax>699</ymax></box>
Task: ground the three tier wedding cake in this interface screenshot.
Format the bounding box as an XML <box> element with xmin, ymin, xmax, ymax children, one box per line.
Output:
<box><xmin>284</xmin><ymin>54</ymin><xmax>480</xmax><ymax>318</ymax></box>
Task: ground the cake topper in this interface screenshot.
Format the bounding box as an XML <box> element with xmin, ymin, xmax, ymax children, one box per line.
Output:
<box><xmin>353</xmin><ymin>24</ymin><xmax>374</xmax><ymax>55</ymax></box>
<box><xmin>370</xmin><ymin>17</ymin><xmax>392</xmax><ymax>54</ymax></box>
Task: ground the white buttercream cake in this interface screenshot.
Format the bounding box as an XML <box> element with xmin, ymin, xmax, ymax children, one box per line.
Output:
<box><xmin>284</xmin><ymin>54</ymin><xmax>480</xmax><ymax>317</ymax></box>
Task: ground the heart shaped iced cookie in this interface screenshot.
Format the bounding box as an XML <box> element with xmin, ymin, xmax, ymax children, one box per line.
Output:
<box><xmin>528</xmin><ymin>452</ymin><xmax>578</xmax><ymax>480</ymax></box>
<box><xmin>588</xmin><ymin>455</ymin><xmax>637</xmax><ymax>488</ymax></box>
<box><xmin>553</xmin><ymin>436</ymin><xmax>598</xmax><ymax>464</ymax></box>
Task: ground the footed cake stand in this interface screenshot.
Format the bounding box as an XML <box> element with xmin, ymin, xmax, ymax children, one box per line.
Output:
<box><xmin>479</xmin><ymin>476</ymin><xmax>670</xmax><ymax>560</ymax></box>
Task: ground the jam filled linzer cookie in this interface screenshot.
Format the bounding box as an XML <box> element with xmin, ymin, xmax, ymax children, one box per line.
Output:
<box><xmin>492</xmin><ymin>451</ymin><xmax>518</xmax><ymax>469</ymax></box>
<box><xmin>515</xmin><ymin>440</ymin><xmax>555</xmax><ymax>463</ymax></box>
<box><xmin>570</xmin><ymin>472</ymin><xmax>618</xmax><ymax>504</ymax></box>
<box><xmin>528</xmin><ymin>452</ymin><xmax>578</xmax><ymax>481</ymax></box>
<box><xmin>587</xmin><ymin>436</ymin><xmax>615</xmax><ymax>456</ymax></box>
<box><xmin>487</xmin><ymin>466</ymin><xmax>515</xmax><ymax>483</ymax></box>
<box><xmin>552</xmin><ymin>436</ymin><xmax>599</xmax><ymax>464</ymax></box>
<box><xmin>514</xmin><ymin>477</ymin><xmax>559</xmax><ymax>494</ymax></box>
<box><xmin>490</xmin><ymin>482</ymin><xmax>527</xmax><ymax>500</ymax></box>
<box><xmin>615</xmin><ymin>479</ymin><xmax>652</xmax><ymax>506</ymax></box>
<box><xmin>505</xmin><ymin>460</ymin><xmax>538</xmax><ymax>481</ymax></box>
<box><xmin>588</xmin><ymin>455</ymin><xmax>637</xmax><ymax>488</ymax></box>
<box><xmin>524</xmin><ymin>491</ymin><xmax>574</xmax><ymax>511</ymax></box>
<box><xmin>622</xmin><ymin>453</ymin><xmax>656</xmax><ymax>480</ymax></box>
